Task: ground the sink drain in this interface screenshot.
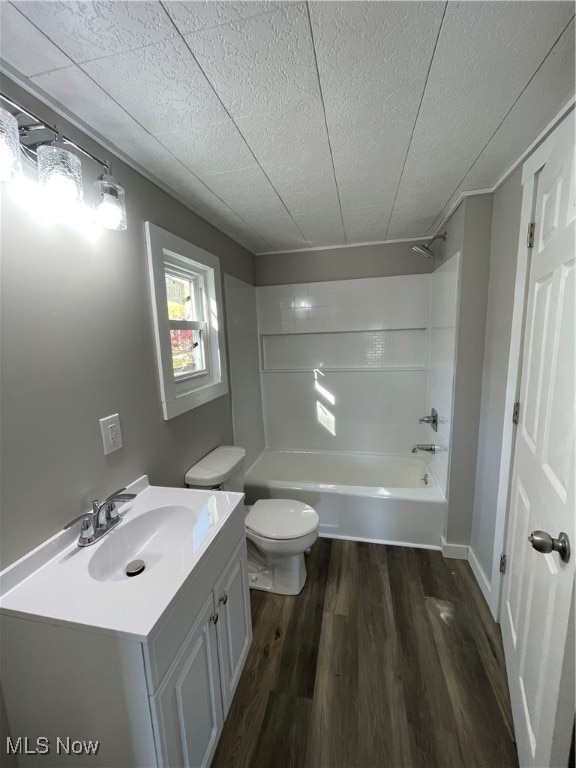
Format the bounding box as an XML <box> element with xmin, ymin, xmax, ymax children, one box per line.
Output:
<box><xmin>126</xmin><ymin>559</ymin><xmax>145</xmax><ymax>577</ymax></box>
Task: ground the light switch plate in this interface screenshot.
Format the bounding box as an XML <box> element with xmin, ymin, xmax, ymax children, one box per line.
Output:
<box><xmin>99</xmin><ymin>413</ymin><xmax>123</xmax><ymax>455</ymax></box>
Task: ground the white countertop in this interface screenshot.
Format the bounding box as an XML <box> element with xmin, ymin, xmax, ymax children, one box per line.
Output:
<box><xmin>0</xmin><ymin>477</ymin><xmax>244</xmax><ymax>641</ymax></box>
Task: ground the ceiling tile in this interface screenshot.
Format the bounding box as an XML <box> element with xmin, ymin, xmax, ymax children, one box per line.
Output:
<box><xmin>157</xmin><ymin>121</ymin><xmax>255</xmax><ymax>176</ymax></box>
<box><xmin>158</xmin><ymin>169</ymin><xmax>273</xmax><ymax>252</ymax></box>
<box><xmin>459</xmin><ymin>20</ymin><xmax>576</xmax><ymax>193</ymax></box>
<box><xmin>342</xmin><ymin>206</ymin><xmax>391</xmax><ymax>243</ymax></box>
<box><xmin>201</xmin><ymin>165</ymin><xmax>307</xmax><ymax>245</ymax></box>
<box><xmin>184</xmin><ymin>3</ymin><xmax>320</xmax><ymax>117</ymax></box>
<box><xmin>234</xmin><ymin>104</ymin><xmax>330</xmax><ymax>174</ymax></box>
<box><xmin>81</xmin><ymin>36</ymin><xmax>228</xmax><ymax>135</ymax></box>
<box><xmin>308</xmin><ymin>1</ymin><xmax>445</xmax><ymax>108</ymax></box>
<box><xmin>310</xmin><ymin>1</ymin><xmax>445</xmax><ymax>244</ymax></box>
<box><xmin>266</xmin><ymin>168</ymin><xmax>345</xmax><ymax>244</ymax></box>
<box><xmin>164</xmin><ymin>1</ymin><xmax>281</xmax><ymax>35</ymax></box>
<box><xmin>12</xmin><ymin>1</ymin><xmax>177</xmax><ymax>64</ymax></box>
<box><xmin>4</xmin><ymin>0</ymin><xmax>574</xmax><ymax>252</ymax></box>
<box><xmin>202</xmin><ymin>166</ymin><xmax>301</xmax><ymax>228</ymax></box>
<box><xmin>234</xmin><ymin>106</ymin><xmax>345</xmax><ymax>242</ymax></box>
<box><xmin>1</xmin><ymin>3</ymin><xmax>72</xmax><ymax>76</ymax></box>
<box><xmin>387</xmin><ymin>1</ymin><xmax>575</xmax><ymax>238</ymax></box>
<box><xmin>289</xmin><ymin>209</ymin><xmax>346</xmax><ymax>249</ymax></box>
<box><xmin>30</xmin><ymin>65</ymin><xmax>135</xmax><ymax>136</ymax></box>
<box><xmin>429</xmin><ymin>19</ymin><xmax>576</xmax><ymax>234</ymax></box>
<box><xmin>338</xmin><ymin>180</ymin><xmax>396</xmax><ymax>215</ymax></box>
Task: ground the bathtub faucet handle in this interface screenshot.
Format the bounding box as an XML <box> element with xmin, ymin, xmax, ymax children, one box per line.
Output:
<box><xmin>418</xmin><ymin>408</ymin><xmax>438</xmax><ymax>431</ymax></box>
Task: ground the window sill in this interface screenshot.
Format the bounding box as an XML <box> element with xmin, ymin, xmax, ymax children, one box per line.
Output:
<box><xmin>162</xmin><ymin>380</ymin><xmax>228</xmax><ymax>420</ymax></box>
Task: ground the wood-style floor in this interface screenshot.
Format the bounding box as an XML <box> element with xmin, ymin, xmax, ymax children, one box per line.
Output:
<box><xmin>213</xmin><ymin>539</ymin><xmax>518</xmax><ymax>768</ymax></box>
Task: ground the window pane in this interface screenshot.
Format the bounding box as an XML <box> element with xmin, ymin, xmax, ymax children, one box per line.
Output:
<box><xmin>165</xmin><ymin>273</ymin><xmax>200</xmax><ymax>321</ymax></box>
<box><xmin>170</xmin><ymin>328</ymin><xmax>206</xmax><ymax>377</ymax></box>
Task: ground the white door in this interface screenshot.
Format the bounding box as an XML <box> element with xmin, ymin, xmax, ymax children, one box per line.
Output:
<box><xmin>501</xmin><ymin>111</ymin><xmax>575</xmax><ymax>768</ymax></box>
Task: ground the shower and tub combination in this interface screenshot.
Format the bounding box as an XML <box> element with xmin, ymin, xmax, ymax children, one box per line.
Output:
<box><xmin>244</xmin><ymin>449</ymin><xmax>446</xmax><ymax>549</ymax></box>
<box><xmin>225</xmin><ymin>252</ymin><xmax>459</xmax><ymax>553</ymax></box>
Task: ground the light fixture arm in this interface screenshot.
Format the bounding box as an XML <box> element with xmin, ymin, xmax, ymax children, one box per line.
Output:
<box><xmin>1</xmin><ymin>92</ymin><xmax>109</xmax><ymax>172</ymax></box>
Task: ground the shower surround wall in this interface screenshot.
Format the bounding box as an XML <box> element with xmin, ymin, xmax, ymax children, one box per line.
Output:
<box><xmin>425</xmin><ymin>253</ymin><xmax>460</xmax><ymax>498</ymax></box>
<box><xmin>256</xmin><ymin>275</ymin><xmax>432</xmax><ymax>460</ymax></box>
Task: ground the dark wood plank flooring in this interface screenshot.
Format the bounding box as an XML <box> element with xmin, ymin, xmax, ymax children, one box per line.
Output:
<box><xmin>213</xmin><ymin>540</ymin><xmax>518</xmax><ymax>768</ymax></box>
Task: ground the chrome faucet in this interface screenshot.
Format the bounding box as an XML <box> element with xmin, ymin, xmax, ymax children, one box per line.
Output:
<box><xmin>419</xmin><ymin>408</ymin><xmax>438</xmax><ymax>432</ymax></box>
<box><xmin>65</xmin><ymin>487</ymin><xmax>137</xmax><ymax>547</ymax></box>
<box><xmin>412</xmin><ymin>444</ymin><xmax>438</xmax><ymax>454</ymax></box>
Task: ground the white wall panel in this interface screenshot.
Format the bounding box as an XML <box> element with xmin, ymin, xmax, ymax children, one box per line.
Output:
<box><xmin>262</xmin><ymin>329</ymin><xmax>427</xmax><ymax>371</ymax></box>
<box><xmin>224</xmin><ymin>276</ymin><xmax>265</xmax><ymax>470</ymax></box>
<box><xmin>425</xmin><ymin>253</ymin><xmax>460</xmax><ymax>497</ymax></box>
<box><xmin>257</xmin><ymin>274</ymin><xmax>431</xmax><ymax>334</ymax></box>
<box><xmin>262</xmin><ymin>370</ymin><xmax>427</xmax><ymax>455</ymax></box>
<box><xmin>257</xmin><ymin>273</ymin><xmax>434</xmax><ymax>458</ymax></box>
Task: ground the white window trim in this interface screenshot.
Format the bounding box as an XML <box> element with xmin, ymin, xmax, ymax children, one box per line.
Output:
<box><xmin>145</xmin><ymin>222</ymin><xmax>228</xmax><ymax>420</ymax></box>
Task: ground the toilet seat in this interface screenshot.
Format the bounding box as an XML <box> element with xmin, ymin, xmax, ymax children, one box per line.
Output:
<box><xmin>245</xmin><ymin>499</ymin><xmax>319</xmax><ymax>540</ymax></box>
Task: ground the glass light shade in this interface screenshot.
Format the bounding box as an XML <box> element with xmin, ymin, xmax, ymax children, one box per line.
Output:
<box><xmin>0</xmin><ymin>107</ymin><xmax>22</xmax><ymax>181</ymax></box>
<box><xmin>96</xmin><ymin>173</ymin><xmax>127</xmax><ymax>230</ymax></box>
<box><xmin>37</xmin><ymin>142</ymin><xmax>83</xmax><ymax>204</ymax></box>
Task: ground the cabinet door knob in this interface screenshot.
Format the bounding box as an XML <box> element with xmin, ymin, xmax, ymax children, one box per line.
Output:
<box><xmin>210</xmin><ymin>613</ymin><xmax>219</xmax><ymax>625</ymax></box>
<box><xmin>218</xmin><ymin>593</ymin><xmax>228</xmax><ymax>605</ymax></box>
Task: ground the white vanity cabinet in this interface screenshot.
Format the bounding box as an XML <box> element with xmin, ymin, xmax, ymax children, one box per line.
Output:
<box><xmin>214</xmin><ymin>542</ymin><xmax>251</xmax><ymax>716</ymax></box>
<box><xmin>150</xmin><ymin>540</ymin><xmax>251</xmax><ymax>767</ymax></box>
<box><xmin>1</xmin><ymin>492</ymin><xmax>252</xmax><ymax>768</ymax></box>
<box><xmin>151</xmin><ymin>594</ymin><xmax>224</xmax><ymax>768</ymax></box>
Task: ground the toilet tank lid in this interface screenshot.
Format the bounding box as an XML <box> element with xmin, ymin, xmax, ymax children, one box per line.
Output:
<box><xmin>185</xmin><ymin>446</ymin><xmax>246</xmax><ymax>486</ymax></box>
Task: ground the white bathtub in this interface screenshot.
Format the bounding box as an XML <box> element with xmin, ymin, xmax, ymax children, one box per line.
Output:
<box><xmin>244</xmin><ymin>450</ymin><xmax>446</xmax><ymax>549</ymax></box>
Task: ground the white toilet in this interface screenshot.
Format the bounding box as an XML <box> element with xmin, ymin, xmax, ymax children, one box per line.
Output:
<box><xmin>185</xmin><ymin>446</ymin><xmax>319</xmax><ymax>595</ymax></box>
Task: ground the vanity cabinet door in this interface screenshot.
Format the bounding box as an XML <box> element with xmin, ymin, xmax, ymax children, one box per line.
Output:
<box><xmin>151</xmin><ymin>594</ymin><xmax>224</xmax><ymax>768</ymax></box>
<box><xmin>213</xmin><ymin>539</ymin><xmax>252</xmax><ymax>715</ymax></box>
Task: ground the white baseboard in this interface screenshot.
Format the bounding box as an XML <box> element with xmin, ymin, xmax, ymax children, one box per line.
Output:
<box><xmin>467</xmin><ymin>546</ymin><xmax>493</xmax><ymax>606</ymax></box>
<box><xmin>440</xmin><ymin>536</ymin><xmax>469</xmax><ymax>559</ymax></box>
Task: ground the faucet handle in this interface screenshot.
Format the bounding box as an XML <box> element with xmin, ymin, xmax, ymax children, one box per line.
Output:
<box><xmin>79</xmin><ymin>516</ymin><xmax>95</xmax><ymax>543</ymax></box>
<box><xmin>64</xmin><ymin>513</ymin><xmax>92</xmax><ymax>530</ymax></box>
<box><xmin>105</xmin><ymin>487</ymin><xmax>136</xmax><ymax>503</ymax></box>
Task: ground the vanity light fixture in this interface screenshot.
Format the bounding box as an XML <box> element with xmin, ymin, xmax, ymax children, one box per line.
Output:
<box><xmin>96</xmin><ymin>168</ymin><xmax>127</xmax><ymax>230</ymax></box>
<box><xmin>0</xmin><ymin>92</ymin><xmax>128</xmax><ymax>231</ymax></box>
<box><xmin>37</xmin><ymin>137</ymin><xmax>83</xmax><ymax>205</ymax></box>
<box><xmin>0</xmin><ymin>105</ymin><xmax>22</xmax><ymax>181</ymax></box>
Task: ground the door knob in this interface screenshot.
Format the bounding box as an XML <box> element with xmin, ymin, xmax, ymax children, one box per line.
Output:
<box><xmin>528</xmin><ymin>530</ymin><xmax>571</xmax><ymax>563</ymax></box>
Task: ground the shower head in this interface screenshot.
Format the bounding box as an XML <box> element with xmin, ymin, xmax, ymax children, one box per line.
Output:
<box><xmin>411</xmin><ymin>232</ymin><xmax>447</xmax><ymax>259</ymax></box>
<box><xmin>412</xmin><ymin>243</ymin><xmax>435</xmax><ymax>259</ymax></box>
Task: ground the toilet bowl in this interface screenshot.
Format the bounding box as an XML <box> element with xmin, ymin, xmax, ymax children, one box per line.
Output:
<box><xmin>245</xmin><ymin>499</ymin><xmax>318</xmax><ymax>595</ymax></box>
<box><xmin>185</xmin><ymin>447</ymin><xmax>319</xmax><ymax>596</ymax></box>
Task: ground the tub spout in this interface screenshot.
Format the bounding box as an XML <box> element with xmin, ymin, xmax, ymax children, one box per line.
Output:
<box><xmin>412</xmin><ymin>444</ymin><xmax>437</xmax><ymax>454</ymax></box>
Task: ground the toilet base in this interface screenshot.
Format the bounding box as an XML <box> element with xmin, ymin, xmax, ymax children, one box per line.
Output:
<box><xmin>246</xmin><ymin>540</ymin><xmax>307</xmax><ymax>595</ymax></box>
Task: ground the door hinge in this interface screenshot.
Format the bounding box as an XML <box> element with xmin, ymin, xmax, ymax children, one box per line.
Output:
<box><xmin>527</xmin><ymin>222</ymin><xmax>535</xmax><ymax>248</ymax></box>
<box><xmin>512</xmin><ymin>401</ymin><xmax>520</xmax><ymax>425</ymax></box>
<box><xmin>500</xmin><ymin>554</ymin><xmax>507</xmax><ymax>574</ymax></box>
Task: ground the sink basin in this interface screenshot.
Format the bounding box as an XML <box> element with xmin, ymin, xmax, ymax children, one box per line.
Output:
<box><xmin>88</xmin><ymin>502</ymin><xmax>215</xmax><ymax>582</ymax></box>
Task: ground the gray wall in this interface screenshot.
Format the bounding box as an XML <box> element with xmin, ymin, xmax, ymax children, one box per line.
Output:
<box><xmin>0</xmin><ymin>79</ymin><xmax>255</xmax><ymax>569</ymax></box>
<box><xmin>438</xmin><ymin>196</ymin><xmax>494</xmax><ymax>546</ymax></box>
<box><xmin>0</xmin><ymin>687</ymin><xmax>17</xmax><ymax>767</ymax></box>
<box><xmin>255</xmin><ymin>241</ymin><xmax>434</xmax><ymax>285</ymax></box>
<box><xmin>470</xmin><ymin>169</ymin><xmax>523</xmax><ymax>576</ymax></box>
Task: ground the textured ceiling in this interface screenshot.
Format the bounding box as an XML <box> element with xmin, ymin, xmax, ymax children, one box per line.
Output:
<box><xmin>0</xmin><ymin>1</ymin><xmax>574</xmax><ymax>254</ymax></box>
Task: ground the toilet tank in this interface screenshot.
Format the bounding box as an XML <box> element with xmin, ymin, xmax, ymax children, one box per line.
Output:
<box><xmin>185</xmin><ymin>446</ymin><xmax>246</xmax><ymax>493</ymax></box>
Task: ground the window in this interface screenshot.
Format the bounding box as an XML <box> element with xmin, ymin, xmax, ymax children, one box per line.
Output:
<box><xmin>145</xmin><ymin>223</ymin><xmax>228</xmax><ymax>419</ymax></box>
